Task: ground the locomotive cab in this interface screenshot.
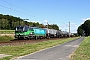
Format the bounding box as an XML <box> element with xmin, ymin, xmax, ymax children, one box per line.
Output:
<box><xmin>15</xmin><ymin>25</ymin><xmax>34</xmax><ymax>39</ymax></box>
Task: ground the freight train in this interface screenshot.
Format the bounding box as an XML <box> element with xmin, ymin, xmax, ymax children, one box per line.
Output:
<box><xmin>15</xmin><ymin>25</ymin><xmax>71</xmax><ymax>39</ymax></box>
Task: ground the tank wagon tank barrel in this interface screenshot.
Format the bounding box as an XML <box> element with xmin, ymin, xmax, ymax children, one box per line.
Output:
<box><xmin>43</xmin><ymin>28</ymin><xmax>57</xmax><ymax>39</ymax></box>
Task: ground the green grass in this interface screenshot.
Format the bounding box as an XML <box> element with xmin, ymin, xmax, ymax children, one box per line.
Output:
<box><xmin>70</xmin><ymin>36</ymin><xmax>90</xmax><ymax>60</ymax></box>
<box><xmin>0</xmin><ymin>37</ymin><xmax>79</xmax><ymax>60</ymax></box>
<box><xmin>0</xmin><ymin>36</ymin><xmax>14</xmax><ymax>42</ymax></box>
<box><xmin>0</xmin><ymin>30</ymin><xmax>15</xmax><ymax>34</ymax></box>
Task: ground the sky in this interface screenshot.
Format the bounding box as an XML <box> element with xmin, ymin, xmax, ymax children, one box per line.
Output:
<box><xmin>0</xmin><ymin>0</ymin><xmax>90</xmax><ymax>33</ymax></box>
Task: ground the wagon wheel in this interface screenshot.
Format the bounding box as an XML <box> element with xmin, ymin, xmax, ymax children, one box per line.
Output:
<box><xmin>23</xmin><ymin>37</ymin><xmax>26</xmax><ymax>40</ymax></box>
<box><xmin>35</xmin><ymin>36</ymin><xmax>38</xmax><ymax>40</ymax></box>
<box><xmin>48</xmin><ymin>36</ymin><xmax>50</xmax><ymax>39</ymax></box>
<box><xmin>28</xmin><ymin>37</ymin><xmax>31</xmax><ymax>40</ymax></box>
<box><xmin>46</xmin><ymin>36</ymin><xmax>50</xmax><ymax>39</ymax></box>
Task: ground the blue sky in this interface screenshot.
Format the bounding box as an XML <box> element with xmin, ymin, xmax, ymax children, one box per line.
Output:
<box><xmin>0</xmin><ymin>0</ymin><xmax>90</xmax><ymax>33</ymax></box>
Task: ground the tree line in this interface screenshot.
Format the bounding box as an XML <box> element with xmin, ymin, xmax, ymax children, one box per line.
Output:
<box><xmin>0</xmin><ymin>14</ymin><xmax>59</xmax><ymax>30</ymax></box>
<box><xmin>77</xmin><ymin>20</ymin><xmax>90</xmax><ymax>36</ymax></box>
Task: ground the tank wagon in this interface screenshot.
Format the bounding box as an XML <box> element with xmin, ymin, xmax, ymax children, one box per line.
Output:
<box><xmin>15</xmin><ymin>26</ymin><xmax>46</xmax><ymax>39</ymax></box>
<box><xmin>56</xmin><ymin>30</ymin><xmax>69</xmax><ymax>38</ymax></box>
<box><xmin>43</xmin><ymin>28</ymin><xmax>57</xmax><ymax>38</ymax></box>
<box><xmin>56</xmin><ymin>30</ymin><xmax>63</xmax><ymax>38</ymax></box>
<box><xmin>62</xmin><ymin>31</ymin><xmax>69</xmax><ymax>37</ymax></box>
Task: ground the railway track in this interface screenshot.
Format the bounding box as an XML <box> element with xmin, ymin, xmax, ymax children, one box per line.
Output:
<box><xmin>0</xmin><ymin>38</ymin><xmax>66</xmax><ymax>46</ymax></box>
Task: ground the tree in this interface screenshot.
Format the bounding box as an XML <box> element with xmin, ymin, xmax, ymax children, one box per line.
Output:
<box><xmin>0</xmin><ymin>14</ymin><xmax>60</xmax><ymax>30</ymax></box>
<box><xmin>39</xmin><ymin>24</ymin><xmax>45</xmax><ymax>28</ymax></box>
<box><xmin>77</xmin><ymin>25</ymin><xmax>84</xmax><ymax>36</ymax></box>
<box><xmin>82</xmin><ymin>20</ymin><xmax>90</xmax><ymax>36</ymax></box>
<box><xmin>52</xmin><ymin>24</ymin><xmax>59</xmax><ymax>30</ymax></box>
<box><xmin>46</xmin><ymin>24</ymin><xmax>59</xmax><ymax>30</ymax></box>
<box><xmin>77</xmin><ymin>20</ymin><xmax>90</xmax><ymax>36</ymax></box>
<box><xmin>35</xmin><ymin>22</ymin><xmax>39</xmax><ymax>27</ymax></box>
<box><xmin>29</xmin><ymin>22</ymin><xmax>33</xmax><ymax>26</ymax></box>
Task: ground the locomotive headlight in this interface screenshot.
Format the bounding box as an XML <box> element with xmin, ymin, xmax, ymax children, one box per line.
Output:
<box><xmin>30</xmin><ymin>32</ymin><xmax>32</xmax><ymax>34</ymax></box>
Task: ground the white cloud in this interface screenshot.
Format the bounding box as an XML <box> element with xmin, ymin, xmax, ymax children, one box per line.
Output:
<box><xmin>59</xmin><ymin>22</ymin><xmax>78</xmax><ymax>33</ymax></box>
<box><xmin>43</xmin><ymin>20</ymin><xmax>49</xmax><ymax>25</ymax></box>
<box><xmin>44</xmin><ymin>20</ymin><xmax>48</xmax><ymax>23</ymax></box>
<box><xmin>75</xmin><ymin>25</ymin><xmax>77</xmax><ymax>27</ymax></box>
<box><xmin>30</xmin><ymin>21</ymin><xmax>37</xmax><ymax>22</ymax></box>
<box><xmin>30</xmin><ymin>20</ymin><xmax>42</xmax><ymax>24</ymax></box>
<box><xmin>71</xmin><ymin>29</ymin><xmax>77</xmax><ymax>33</ymax></box>
<box><xmin>82</xmin><ymin>18</ymin><xmax>90</xmax><ymax>21</ymax></box>
<box><xmin>29</xmin><ymin>20</ymin><xmax>49</xmax><ymax>24</ymax></box>
<box><xmin>70</xmin><ymin>23</ymin><xmax>78</xmax><ymax>27</ymax></box>
<box><xmin>60</xmin><ymin>23</ymin><xmax>77</xmax><ymax>27</ymax></box>
<box><xmin>71</xmin><ymin>23</ymin><xmax>75</xmax><ymax>24</ymax></box>
<box><xmin>80</xmin><ymin>17</ymin><xmax>90</xmax><ymax>25</ymax></box>
<box><xmin>80</xmin><ymin>22</ymin><xmax>84</xmax><ymax>25</ymax></box>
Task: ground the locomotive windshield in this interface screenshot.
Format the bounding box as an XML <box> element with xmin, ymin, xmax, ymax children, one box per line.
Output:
<box><xmin>16</xmin><ymin>26</ymin><xmax>29</xmax><ymax>31</ymax></box>
<box><xmin>16</xmin><ymin>26</ymin><xmax>23</xmax><ymax>31</ymax></box>
<box><xmin>24</xmin><ymin>26</ymin><xmax>29</xmax><ymax>31</ymax></box>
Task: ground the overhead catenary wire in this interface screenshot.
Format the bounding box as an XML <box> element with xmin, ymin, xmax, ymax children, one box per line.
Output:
<box><xmin>0</xmin><ymin>4</ymin><xmax>35</xmax><ymax>18</ymax></box>
<box><xmin>0</xmin><ymin>0</ymin><xmax>35</xmax><ymax>14</ymax></box>
<box><xmin>0</xmin><ymin>0</ymin><xmax>47</xmax><ymax>20</ymax></box>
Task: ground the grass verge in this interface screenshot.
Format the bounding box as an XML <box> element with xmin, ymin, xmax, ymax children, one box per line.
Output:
<box><xmin>0</xmin><ymin>37</ymin><xmax>79</xmax><ymax>60</ymax></box>
<box><xmin>0</xmin><ymin>30</ymin><xmax>14</xmax><ymax>34</ymax></box>
<box><xmin>70</xmin><ymin>36</ymin><xmax>90</xmax><ymax>60</ymax></box>
<box><xmin>0</xmin><ymin>36</ymin><xmax>14</xmax><ymax>42</ymax></box>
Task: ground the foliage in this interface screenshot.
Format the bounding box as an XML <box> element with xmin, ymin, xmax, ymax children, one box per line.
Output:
<box><xmin>82</xmin><ymin>20</ymin><xmax>90</xmax><ymax>36</ymax></box>
<box><xmin>0</xmin><ymin>37</ymin><xmax>78</xmax><ymax>60</ymax></box>
<box><xmin>70</xmin><ymin>36</ymin><xmax>90</xmax><ymax>60</ymax></box>
<box><xmin>0</xmin><ymin>14</ymin><xmax>59</xmax><ymax>30</ymax></box>
<box><xmin>77</xmin><ymin>25</ymin><xmax>84</xmax><ymax>36</ymax></box>
<box><xmin>46</xmin><ymin>24</ymin><xmax>59</xmax><ymax>30</ymax></box>
<box><xmin>77</xmin><ymin>20</ymin><xmax>90</xmax><ymax>36</ymax></box>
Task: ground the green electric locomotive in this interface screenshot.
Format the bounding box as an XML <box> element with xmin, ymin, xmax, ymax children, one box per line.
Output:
<box><xmin>15</xmin><ymin>25</ymin><xmax>46</xmax><ymax>39</ymax></box>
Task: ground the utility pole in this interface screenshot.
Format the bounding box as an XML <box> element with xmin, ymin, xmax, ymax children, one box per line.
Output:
<box><xmin>47</xmin><ymin>22</ymin><xmax>48</xmax><ymax>28</ymax></box>
<box><xmin>69</xmin><ymin>22</ymin><xmax>70</xmax><ymax>37</ymax></box>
